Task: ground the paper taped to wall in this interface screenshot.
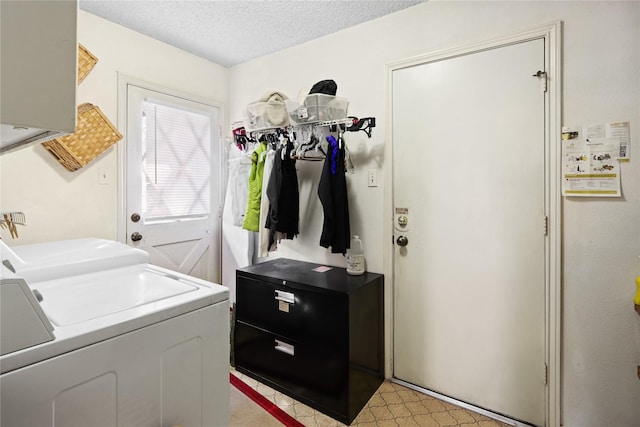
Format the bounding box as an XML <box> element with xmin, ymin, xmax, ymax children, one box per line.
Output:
<box><xmin>561</xmin><ymin>123</ymin><xmax>628</xmax><ymax>197</ymax></box>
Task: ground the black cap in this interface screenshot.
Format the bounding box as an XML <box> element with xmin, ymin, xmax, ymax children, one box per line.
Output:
<box><xmin>309</xmin><ymin>80</ymin><xmax>337</xmax><ymax>96</ymax></box>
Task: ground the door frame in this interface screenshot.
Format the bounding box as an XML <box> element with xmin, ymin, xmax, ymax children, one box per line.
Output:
<box><xmin>116</xmin><ymin>74</ymin><xmax>225</xmax><ymax>281</ymax></box>
<box><xmin>384</xmin><ymin>22</ymin><xmax>562</xmax><ymax>427</ymax></box>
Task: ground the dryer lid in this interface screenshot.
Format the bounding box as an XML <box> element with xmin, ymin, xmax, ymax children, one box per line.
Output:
<box><xmin>9</xmin><ymin>238</ymin><xmax>150</xmax><ymax>283</ymax></box>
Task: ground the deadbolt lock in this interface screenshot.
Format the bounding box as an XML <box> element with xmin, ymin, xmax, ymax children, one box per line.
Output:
<box><xmin>131</xmin><ymin>213</ymin><xmax>141</xmax><ymax>223</ymax></box>
<box><xmin>397</xmin><ymin>215</ymin><xmax>408</xmax><ymax>227</ymax></box>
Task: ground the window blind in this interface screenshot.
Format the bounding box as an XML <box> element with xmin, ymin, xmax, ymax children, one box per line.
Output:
<box><xmin>142</xmin><ymin>101</ymin><xmax>211</xmax><ymax>222</ymax></box>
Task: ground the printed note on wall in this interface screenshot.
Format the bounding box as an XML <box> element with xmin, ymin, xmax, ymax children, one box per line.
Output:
<box><xmin>562</xmin><ymin>125</ymin><xmax>622</xmax><ymax>197</ymax></box>
<box><xmin>606</xmin><ymin>122</ymin><xmax>630</xmax><ymax>160</ymax></box>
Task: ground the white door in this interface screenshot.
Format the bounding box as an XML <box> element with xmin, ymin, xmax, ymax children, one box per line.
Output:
<box><xmin>392</xmin><ymin>39</ymin><xmax>547</xmax><ymax>426</ymax></box>
<box><xmin>125</xmin><ymin>84</ymin><xmax>221</xmax><ymax>282</ymax></box>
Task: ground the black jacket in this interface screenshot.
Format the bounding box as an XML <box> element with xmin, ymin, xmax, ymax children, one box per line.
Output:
<box><xmin>266</xmin><ymin>140</ymin><xmax>299</xmax><ymax>249</ymax></box>
<box><xmin>318</xmin><ymin>135</ymin><xmax>350</xmax><ymax>254</ymax></box>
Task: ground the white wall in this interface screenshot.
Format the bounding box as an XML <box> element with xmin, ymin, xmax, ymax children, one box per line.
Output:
<box><xmin>0</xmin><ymin>11</ymin><xmax>229</xmax><ymax>246</ymax></box>
<box><xmin>1</xmin><ymin>2</ymin><xmax>638</xmax><ymax>426</ymax></box>
<box><xmin>229</xmin><ymin>2</ymin><xmax>640</xmax><ymax>426</ymax></box>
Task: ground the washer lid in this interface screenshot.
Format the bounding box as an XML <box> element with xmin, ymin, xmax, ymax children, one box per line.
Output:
<box><xmin>31</xmin><ymin>263</ymin><xmax>228</xmax><ymax>331</ymax></box>
<box><xmin>38</xmin><ymin>267</ymin><xmax>197</xmax><ymax>326</ymax></box>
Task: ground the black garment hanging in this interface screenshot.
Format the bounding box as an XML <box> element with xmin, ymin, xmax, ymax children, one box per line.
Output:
<box><xmin>266</xmin><ymin>139</ymin><xmax>299</xmax><ymax>250</ymax></box>
<box><xmin>318</xmin><ymin>134</ymin><xmax>350</xmax><ymax>254</ymax></box>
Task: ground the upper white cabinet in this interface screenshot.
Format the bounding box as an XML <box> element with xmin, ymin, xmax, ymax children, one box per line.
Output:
<box><xmin>0</xmin><ymin>0</ymin><xmax>77</xmax><ymax>154</ymax></box>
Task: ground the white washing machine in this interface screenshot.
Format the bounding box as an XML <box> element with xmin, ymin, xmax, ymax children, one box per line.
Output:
<box><xmin>0</xmin><ymin>239</ymin><xmax>230</xmax><ymax>427</ymax></box>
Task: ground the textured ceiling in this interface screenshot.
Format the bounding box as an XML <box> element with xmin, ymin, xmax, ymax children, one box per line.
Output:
<box><xmin>79</xmin><ymin>0</ymin><xmax>425</xmax><ymax>67</ymax></box>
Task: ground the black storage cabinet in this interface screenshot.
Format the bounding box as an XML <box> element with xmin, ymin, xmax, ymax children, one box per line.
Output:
<box><xmin>234</xmin><ymin>258</ymin><xmax>384</xmax><ymax>425</ymax></box>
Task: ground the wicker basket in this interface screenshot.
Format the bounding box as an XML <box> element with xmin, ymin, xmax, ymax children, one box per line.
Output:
<box><xmin>78</xmin><ymin>44</ymin><xmax>98</xmax><ymax>84</ymax></box>
<box><xmin>42</xmin><ymin>103</ymin><xmax>123</xmax><ymax>171</ymax></box>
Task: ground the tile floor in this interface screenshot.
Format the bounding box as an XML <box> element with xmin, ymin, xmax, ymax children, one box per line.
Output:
<box><xmin>232</xmin><ymin>369</ymin><xmax>510</xmax><ymax>427</ymax></box>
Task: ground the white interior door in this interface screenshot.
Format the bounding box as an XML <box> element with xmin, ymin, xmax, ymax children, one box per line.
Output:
<box><xmin>125</xmin><ymin>84</ymin><xmax>221</xmax><ymax>282</ymax></box>
<box><xmin>392</xmin><ymin>39</ymin><xmax>547</xmax><ymax>426</ymax></box>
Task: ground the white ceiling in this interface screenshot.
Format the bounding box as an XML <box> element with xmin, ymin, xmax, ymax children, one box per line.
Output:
<box><xmin>79</xmin><ymin>0</ymin><xmax>425</xmax><ymax>67</ymax></box>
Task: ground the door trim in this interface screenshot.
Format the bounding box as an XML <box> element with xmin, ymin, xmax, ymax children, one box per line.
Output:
<box><xmin>116</xmin><ymin>74</ymin><xmax>225</xmax><ymax>277</ymax></box>
<box><xmin>384</xmin><ymin>22</ymin><xmax>562</xmax><ymax>427</ymax></box>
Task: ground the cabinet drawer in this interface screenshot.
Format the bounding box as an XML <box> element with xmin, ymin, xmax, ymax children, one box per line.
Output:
<box><xmin>236</xmin><ymin>276</ymin><xmax>347</xmax><ymax>344</ymax></box>
<box><xmin>234</xmin><ymin>321</ymin><xmax>347</xmax><ymax>394</ymax></box>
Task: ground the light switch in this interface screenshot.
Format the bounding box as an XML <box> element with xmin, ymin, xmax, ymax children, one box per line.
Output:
<box><xmin>368</xmin><ymin>169</ymin><xmax>378</xmax><ymax>187</ymax></box>
<box><xmin>98</xmin><ymin>168</ymin><xmax>112</xmax><ymax>185</ymax></box>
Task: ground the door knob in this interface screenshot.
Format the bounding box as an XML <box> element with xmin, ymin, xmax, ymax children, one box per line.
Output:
<box><xmin>131</xmin><ymin>213</ymin><xmax>141</xmax><ymax>222</ymax></box>
<box><xmin>396</xmin><ymin>235</ymin><xmax>408</xmax><ymax>247</ymax></box>
<box><xmin>131</xmin><ymin>232</ymin><xmax>143</xmax><ymax>242</ymax></box>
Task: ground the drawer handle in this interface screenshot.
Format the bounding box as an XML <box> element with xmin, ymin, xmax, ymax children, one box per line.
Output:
<box><xmin>275</xmin><ymin>290</ymin><xmax>295</xmax><ymax>304</ymax></box>
<box><xmin>274</xmin><ymin>339</ymin><xmax>295</xmax><ymax>356</ymax></box>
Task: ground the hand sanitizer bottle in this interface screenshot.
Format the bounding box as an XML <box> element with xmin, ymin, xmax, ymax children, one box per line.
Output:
<box><xmin>346</xmin><ymin>235</ymin><xmax>365</xmax><ymax>275</ymax></box>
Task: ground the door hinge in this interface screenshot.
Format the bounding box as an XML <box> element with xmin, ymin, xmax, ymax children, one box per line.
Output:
<box><xmin>544</xmin><ymin>363</ymin><xmax>548</xmax><ymax>385</ymax></box>
<box><xmin>543</xmin><ymin>215</ymin><xmax>549</xmax><ymax>236</ymax></box>
<box><xmin>532</xmin><ymin>70</ymin><xmax>548</xmax><ymax>92</ymax></box>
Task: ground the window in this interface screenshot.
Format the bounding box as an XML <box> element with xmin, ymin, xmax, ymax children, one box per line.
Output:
<box><xmin>141</xmin><ymin>99</ymin><xmax>211</xmax><ymax>222</ymax></box>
